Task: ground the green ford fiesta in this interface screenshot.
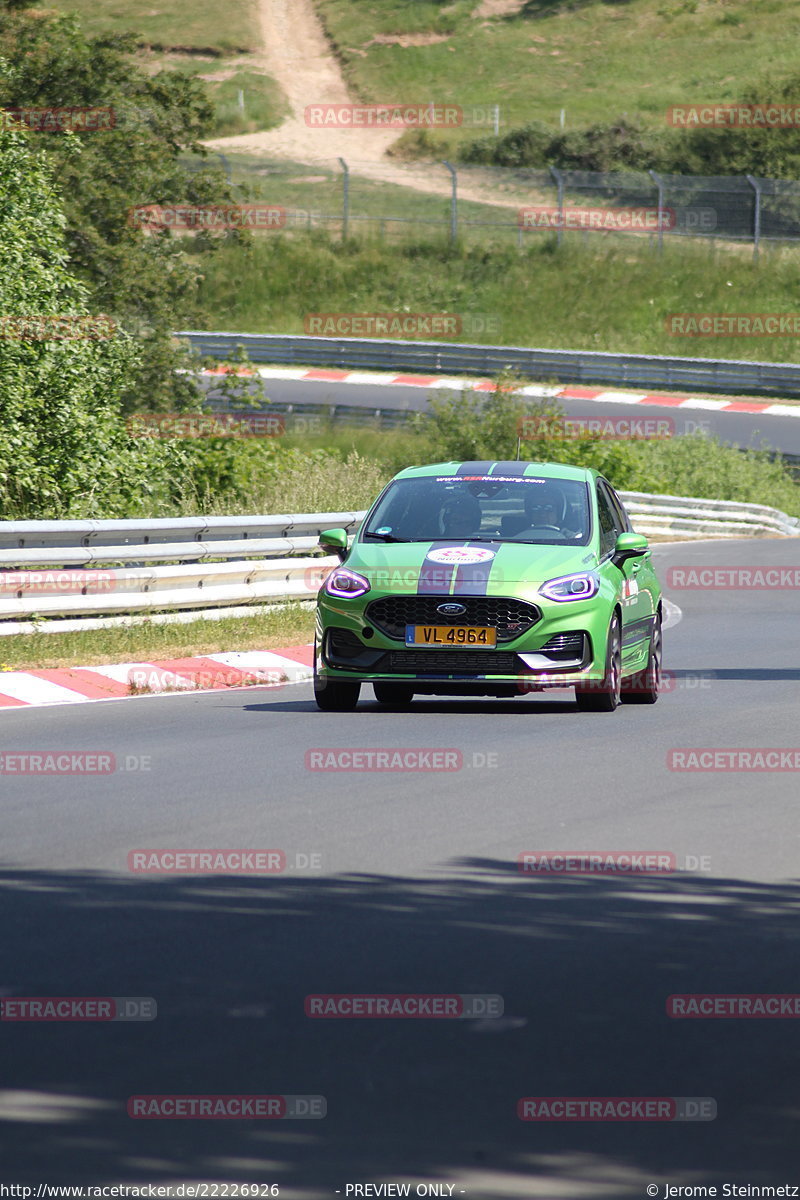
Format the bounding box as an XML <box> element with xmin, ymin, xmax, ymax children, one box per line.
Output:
<box><xmin>313</xmin><ymin>460</ymin><xmax>663</xmax><ymax>712</ymax></box>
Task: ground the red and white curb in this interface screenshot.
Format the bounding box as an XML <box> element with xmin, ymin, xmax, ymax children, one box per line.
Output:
<box><xmin>202</xmin><ymin>365</ymin><xmax>800</xmax><ymax>418</ymax></box>
<box><xmin>0</xmin><ymin>645</ymin><xmax>314</xmax><ymax>711</ymax></box>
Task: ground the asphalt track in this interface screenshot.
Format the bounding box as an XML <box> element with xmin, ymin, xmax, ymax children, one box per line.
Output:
<box><xmin>202</xmin><ymin>374</ymin><xmax>800</xmax><ymax>457</ymax></box>
<box><xmin>1</xmin><ymin>538</ymin><xmax>799</xmax><ymax>1195</ymax></box>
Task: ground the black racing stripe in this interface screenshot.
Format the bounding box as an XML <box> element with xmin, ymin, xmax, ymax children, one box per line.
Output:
<box><xmin>456</xmin><ymin>462</ymin><xmax>494</xmax><ymax>476</ymax></box>
<box><xmin>488</xmin><ymin>462</ymin><xmax>529</xmax><ymax>476</ymax></box>
<box><xmin>452</xmin><ymin>541</ymin><xmax>502</xmax><ymax>596</ymax></box>
<box><xmin>622</xmin><ymin>614</ymin><xmax>656</xmax><ymax>645</ymax></box>
<box><xmin>417</xmin><ymin>543</ymin><xmax>458</xmax><ymax>595</ymax></box>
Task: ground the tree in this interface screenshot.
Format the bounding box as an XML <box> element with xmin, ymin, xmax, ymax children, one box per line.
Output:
<box><xmin>0</xmin><ymin>127</ymin><xmax>184</xmax><ymax>517</ymax></box>
<box><xmin>0</xmin><ymin>5</ymin><xmax>237</xmax><ymax>411</ymax></box>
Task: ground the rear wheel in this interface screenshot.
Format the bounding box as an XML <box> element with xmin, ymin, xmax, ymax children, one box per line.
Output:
<box><xmin>622</xmin><ymin>612</ymin><xmax>662</xmax><ymax>705</ymax></box>
<box><xmin>575</xmin><ymin>614</ymin><xmax>621</xmax><ymax>712</ymax></box>
<box><xmin>314</xmin><ymin>674</ymin><xmax>360</xmax><ymax>711</ymax></box>
<box><xmin>373</xmin><ymin>682</ymin><xmax>415</xmax><ymax>706</ymax></box>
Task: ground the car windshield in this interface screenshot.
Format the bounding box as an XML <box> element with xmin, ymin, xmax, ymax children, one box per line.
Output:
<box><xmin>363</xmin><ymin>473</ymin><xmax>592</xmax><ymax>546</ymax></box>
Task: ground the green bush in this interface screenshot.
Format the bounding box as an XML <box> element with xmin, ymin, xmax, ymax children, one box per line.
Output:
<box><xmin>462</xmin><ymin>117</ymin><xmax>675</xmax><ymax>171</ymax></box>
<box><xmin>461</xmin><ymin>71</ymin><xmax>800</xmax><ymax>179</ymax></box>
<box><xmin>417</xmin><ymin>383</ymin><xmax>800</xmax><ymax>517</ymax></box>
<box><xmin>0</xmin><ymin>128</ymin><xmax>186</xmax><ymax>518</ymax></box>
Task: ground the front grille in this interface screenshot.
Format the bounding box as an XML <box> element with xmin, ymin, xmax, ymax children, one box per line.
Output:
<box><xmin>539</xmin><ymin>632</ymin><xmax>586</xmax><ymax>661</ymax></box>
<box><xmin>387</xmin><ymin>650</ymin><xmax>520</xmax><ymax>674</ymax></box>
<box><xmin>367</xmin><ymin>595</ymin><xmax>540</xmax><ymax>642</ymax></box>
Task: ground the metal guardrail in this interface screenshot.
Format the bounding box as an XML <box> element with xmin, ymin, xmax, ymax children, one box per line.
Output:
<box><xmin>2</xmin><ymin>513</ymin><xmax>365</xmax><ymax>551</ymax></box>
<box><xmin>0</xmin><ymin>493</ymin><xmax>795</xmax><ymax>634</ymax></box>
<box><xmin>621</xmin><ymin>491</ymin><xmax>800</xmax><ymax>538</ymax></box>
<box><xmin>178</xmin><ymin>331</ymin><xmax>800</xmax><ymax>399</ymax></box>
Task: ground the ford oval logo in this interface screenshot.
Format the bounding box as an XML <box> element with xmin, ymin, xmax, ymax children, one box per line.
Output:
<box><xmin>437</xmin><ymin>602</ymin><xmax>466</xmax><ymax>616</ymax></box>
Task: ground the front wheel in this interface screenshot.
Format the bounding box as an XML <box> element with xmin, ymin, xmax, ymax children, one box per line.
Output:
<box><xmin>314</xmin><ymin>673</ymin><xmax>361</xmax><ymax>711</ymax></box>
<box><xmin>575</xmin><ymin>614</ymin><xmax>621</xmax><ymax>712</ymax></box>
<box><xmin>622</xmin><ymin>612</ymin><xmax>662</xmax><ymax>704</ymax></box>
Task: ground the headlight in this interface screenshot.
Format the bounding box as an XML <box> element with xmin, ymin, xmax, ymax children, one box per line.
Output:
<box><xmin>539</xmin><ymin>572</ymin><xmax>599</xmax><ymax>602</ymax></box>
<box><xmin>324</xmin><ymin>568</ymin><xmax>371</xmax><ymax>598</ymax></box>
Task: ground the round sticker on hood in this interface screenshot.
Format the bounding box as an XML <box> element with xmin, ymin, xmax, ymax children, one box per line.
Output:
<box><xmin>427</xmin><ymin>546</ymin><xmax>496</xmax><ymax>565</ymax></box>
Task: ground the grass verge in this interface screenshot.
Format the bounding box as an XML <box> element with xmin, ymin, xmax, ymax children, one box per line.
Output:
<box><xmin>196</xmin><ymin>232</ymin><xmax>800</xmax><ymax>363</ymax></box>
<box><xmin>0</xmin><ymin>604</ymin><xmax>315</xmax><ymax>672</ymax></box>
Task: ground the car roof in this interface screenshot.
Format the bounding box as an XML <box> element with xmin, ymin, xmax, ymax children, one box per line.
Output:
<box><xmin>392</xmin><ymin>461</ymin><xmax>597</xmax><ymax>483</ymax></box>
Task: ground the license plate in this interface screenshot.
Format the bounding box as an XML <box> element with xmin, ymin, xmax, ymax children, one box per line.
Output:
<box><xmin>405</xmin><ymin>624</ymin><xmax>497</xmax><ymax>648</ymax></box>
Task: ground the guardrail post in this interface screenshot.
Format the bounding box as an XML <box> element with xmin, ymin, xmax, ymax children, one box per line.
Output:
<box><xmin>441</xmin><ymin>161</ymin><xmax>458</xmax><ymax>243</ymax></box>
<box><xmin>549</xmin><ymin>166</ymin><xmax>564</xmax><ymax>247</ymax></box>
<box><xmin>648</xmin><ymin>169</ymin><xmax>665</xmax><ymax>256</ymax></box>
<box><xmin>338</xmin><ymin>157</ymin><xmax>350</xmax><ymax>241</ymax></box>
<box><xmin>746</xmin><ymin>174</ymin><xmax>762</xmax><ymax>263</ymax></box>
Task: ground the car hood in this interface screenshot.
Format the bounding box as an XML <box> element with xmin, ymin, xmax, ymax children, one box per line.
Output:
<box><xmin>346</xmin><ymin>540</ymin><xmax>598</xmax><ymax>592</ymax></box>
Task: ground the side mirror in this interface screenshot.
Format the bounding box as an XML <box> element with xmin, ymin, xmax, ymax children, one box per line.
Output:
<box><xmin>319</xmin><ymin>528</ymin><xmax>349</xmax><ymax>561</ymax></box>
<box><xmin>612</xmin><ymin>532</ymin><xmax>649</xmax><ymax>569</ymax></box>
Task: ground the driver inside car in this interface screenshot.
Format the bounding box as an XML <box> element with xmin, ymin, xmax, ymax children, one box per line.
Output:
<box><xmin>526</xmin><ymin>487</ymin><xmax>564</xmax><ymax>530</ymax></box>
<box><xmin>438</xmin><ymin>493</ymin><xmax>483</xmax><ymax>539</ymax></box>
<box><xmin>501</xmin><ymin>483</ymin><xmax>571</xmax><ymax>538</ymax></box>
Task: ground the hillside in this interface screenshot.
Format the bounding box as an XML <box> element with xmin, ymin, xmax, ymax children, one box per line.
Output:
<box><xmin>315</xmin><ymin>0</ymin><xmax>797</xmax><ymax>148</ymax></box>
<box><xmin>50</xmin><ymin>0</ymin><xmax>796</xmax><ymax>159</ymax></box>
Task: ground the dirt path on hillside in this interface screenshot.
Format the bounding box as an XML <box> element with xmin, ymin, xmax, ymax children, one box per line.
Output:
<box><xmin>204</xmin><ymin>0</ymin><xmax>398</xmax><ymax>163</ymax></box>
<box><xmin>202</xmin><ymin>0</ymin><xmax>543</xmax><ymax>211</ymax></box>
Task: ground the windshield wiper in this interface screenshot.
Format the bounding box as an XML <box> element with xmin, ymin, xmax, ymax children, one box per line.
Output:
<box><xmin>364</xmin><ymin>532</ymin><xmax>411</xmax><ymax>543</ymax></box>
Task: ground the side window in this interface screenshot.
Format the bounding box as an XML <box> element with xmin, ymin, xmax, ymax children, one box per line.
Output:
<box><xmin>595</xmin><ymin>483</ymin><xmax>621</xmax><ymax>558</ymax></box>
<box><xmin>605</xmin><ymin>483</ymin><xmax>632</xmax><ymax>533</ymax></box>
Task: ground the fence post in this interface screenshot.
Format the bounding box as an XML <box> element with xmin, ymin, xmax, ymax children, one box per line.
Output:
<box><xmin>549</xmin><ymin>166</ymin><xmax>564</xmax><ymax>247</ymax></box>
<box><xmin>649</xmin><ymin>169</ymin><xmax>665</xmax><ymax>256</ymax></box>
<box><xmin>338</xmin><ymin>157</ymin><xmax>349</xmax><ymax>241</ymax></box>
<box><xmin>746</xmin><ymin>174</ymin><xmax>762</xmax><ymax>263</ymax></box>
<box><xmin>441</xmin><ymin>160</ymin><xmax>458</xmax><ymax>243</ymax></box>
<box><xmin>215</xmin><ymin>152</ymin><xmax>232</xmax><ymax>184</ymax></box>
<box><xmin>493</xmin><ymin>104</ymin><xmax>500</xmax><ymax>136</ymax></box>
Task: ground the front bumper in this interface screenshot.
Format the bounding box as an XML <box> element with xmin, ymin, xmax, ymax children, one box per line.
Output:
<box><xmin>315</xmin><ymin>589</ymin><xmax>617</xmax><ymax>694</ymax></box>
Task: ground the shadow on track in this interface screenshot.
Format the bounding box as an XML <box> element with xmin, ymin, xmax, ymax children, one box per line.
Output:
<box><xmin>1</xmin><ymin>863</ymin><xmax>798</xmax><ymax>1191</ymax></box>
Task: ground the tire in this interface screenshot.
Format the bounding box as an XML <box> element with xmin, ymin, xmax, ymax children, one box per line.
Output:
<box><xmin>575</xmin><ymin>614</ymin><xmax>622</xmax><ymax>712</ymax></box>
<box><xmin>373</xmin><ymin>682</ymin><xmax>415</xmax><ymax>706</ymax></box>
<box><xmin>622</xmin><ymin>612</ymin><xmax>662</xmax><ymax>705</ymax></box>
<box><xmin>314</xmin><ymin>673</ymin><xmax>361</xmax><ymax>711</ymax></box>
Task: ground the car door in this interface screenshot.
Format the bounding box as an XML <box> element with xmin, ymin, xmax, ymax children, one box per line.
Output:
<box><xmin>596</xmin><ymin>480</ymin><xmax>650</xmax><ymax>660</ymax></box>
<box><xmin>605</xmin><ymin>481</ymin><xmax>660</xmax><ymax>623</ymax></box>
